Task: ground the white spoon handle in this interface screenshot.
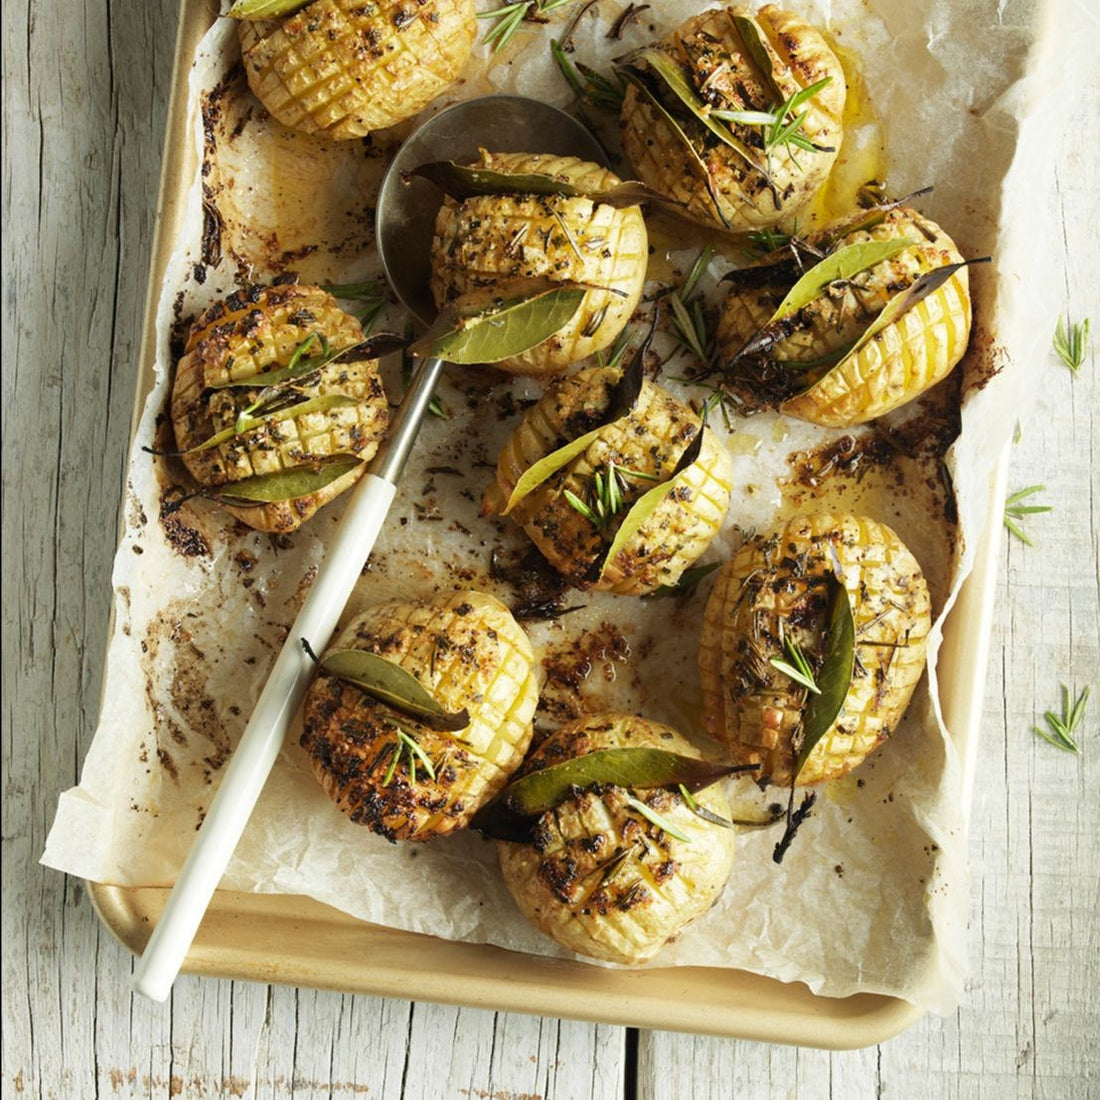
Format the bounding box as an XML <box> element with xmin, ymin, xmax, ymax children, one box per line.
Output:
<box><xmin>131</xmin><ymin>470</ymin><xmax>397</xmax><ymax>1001</ymax></box>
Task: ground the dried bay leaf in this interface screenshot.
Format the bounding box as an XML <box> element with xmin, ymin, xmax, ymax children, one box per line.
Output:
<box><xmin>206</xmin><ymin>453</ymin><xmax>363</xmax><ymax>506</ymax></box>
<box><xmin>319</xmin><ymin>649</ymin><xmax>470</xmax><ymax>732</ymax></box>
<box><xmin>410</xmin><ymin>280</ymin><xmax>587</xmax><ymax>365</ymax></box>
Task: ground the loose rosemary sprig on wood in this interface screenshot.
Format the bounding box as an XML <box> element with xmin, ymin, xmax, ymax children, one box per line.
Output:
<box><xmin>770</xmin><ymin>632</ymin><xmax>821</xmax><ymax>694</ymax></box>
<box><xmin>1033</xmin><ymin>685</ymin><xmax>1088</xmax><ymax>753</ymax></box>
<box><xmin>479</xmin><ymin>0</ymin><xmax>573</xmax><ymax>53</ymax></box>
<box><xmin>1003</xmin><ymin>484</ymin><xmax>1052</xmax><ymax>545</ymax></box>
<box><xmin>564</xmin><ymin>460</ymin><xmax>658</xmax><ymax>531</ymax></box>
<box><xmin>1052</xmin><ymin>315</ymin><xmax>1089</xmax><ymax>373</ymax></box>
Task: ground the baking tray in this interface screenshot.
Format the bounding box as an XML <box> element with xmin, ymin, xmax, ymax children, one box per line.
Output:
<box><xmin>88</xmin><ymin>0</ymin><xmax>1007</xmax><ymax>1048</ymax></box>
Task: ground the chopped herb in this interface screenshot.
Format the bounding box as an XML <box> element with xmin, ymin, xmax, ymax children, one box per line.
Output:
<box><xmin>1033</xmin><ymin>685</ymin><xmax>1088</xmax><ymax>753</ymax></box>
<box><xmin>770</xmin><ymin>632</ymin><xmax>821</xmax><ymax>694</ymax></box>
<box><xmin>1053</xmin><ymin>315</ymin><xmax>1089</xmax><ymax>373</ymax></box>
<box><xmin>564</xmin><ymin>460</ymin><xmax>659</xmax><ymax>532</ymax></box>
<box><xmin>479</xmin><ymin>0</ymin><xmax>573</xmax><ymax>53</ymax></box>
<box><xmin>669</xmin><ymin>245</ymin><xmax>714</xmax><ymax>364</ymax></box>
<box><xmin>623</xmin><ymin>794</ymin><xmax>692</xmax><ymax>842</ymax></box>
<box><xmin>1003</xmin><ymin>484</ymin><xmax>1052</xmax><ymax>546</ymax></box>
<box><xmin>551</xmin><ymin>39</ymin><xmax>625</xmax><ymax>112</ymax></box>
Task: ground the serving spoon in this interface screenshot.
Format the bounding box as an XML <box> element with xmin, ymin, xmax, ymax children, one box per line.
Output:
<box><xmin>131</xmin><ymin>95</ymin><xmax>606</xmax><ymax>1001</ymax></box>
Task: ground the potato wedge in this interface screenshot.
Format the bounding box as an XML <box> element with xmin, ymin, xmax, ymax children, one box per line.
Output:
<box><xmin>301</xmin><ymin>591</ymin><xmax>539</xmax><ymax>841</ymax></box>
<box><xmin>497</xmin><ymin>713</ymin><xmax>737</xmax><ymax>965</ymax></box>
<box><xmin>717</xmin><ymin>205</ymin><xmax>972</xmax><ymax>425</ymax></box>
<box><xmin>170</xmin><ymin>280</ymin><xmax>389</xmax><ymax>533</ymax></box>
<box><xmin>491</xmin><ymin>366</ymin><xmax>733</xmax><ymax>595</ymax></box>
<box><xmin>699</xmin><ymin>513</ymin><xmax>931</xmax><ymax>786</ymax></box>
<box><xmin>619</xmin><ymin>5</ymin><xmax>845</xmax><ymax>231</ymax></box>
<box><xmin>430</xmin><ymin>152</ymin><xmax>648</xmax><ymax>374</ymax></box>
<box><xmin>238</xmin><ymin>0</ymin><xmax>476</xmax><ymax>140</ymax></box>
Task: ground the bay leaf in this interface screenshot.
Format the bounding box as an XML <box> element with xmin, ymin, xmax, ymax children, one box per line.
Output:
<box><xmin>769</xmin><ymin>238</ymin><xmax>916</xmax><ymax>322</ymax></box>
<box><xmin>729</xmin><ymin>13</ymin><xmax>787</xmax><ymax>106</ymax></box>
<box><xmin>622</xmin><ymin>49</ymin><xmax>770</xmax><ymax>177</ymax></box>
<box><xmin>319</xmin><ymin>649</ymin><xmax>470</xmax><ymax>732</ymax></box>
<box><xmin>793</xmin><ymin>574</ymin><xmax>855</xmax><ymax>778</ymax></box>
<box><xmin>484</xmin><ymin>746</ymin><xmax>735</xmax><ymax>836</ymax></box>
<box><xmin>210</xmin><ymin>334</ymin><xmax>402</xmax><ymax>392</ymax></box>
<box><xmin>819</xmin><ymin>187</ymin><xmax>935</xmax><ymax>244</ymax></box>
<box><xmin>597</xmin><ymin>427</ymin><xmax>705</xmax><ymax>582</ymax></box>
<box><xmin>828</xmin><ymin>258</ymin><xmax>988</xmax><ymax>365</ymax></box>
<box><xmin>226</xmin><ymin>0</ymin><xmax>310</xmax><ymax>19</ymax></box>
<box><xmin>409</xmin><ymin>279</ymin><xmax>587</xmax><ymax>365</ymax></box>
<box><xmin>206</xmin><ymin>453</ymin><xmax>363</xmax><ymax>506</ymax></box>
<box><xmin>190</xmin><ymin>393</ymin><xmax>358</xmax><ymax>453</ymax></box>
<box><xmin>616</xmin><ymin>69</ymin><xmax>732</xmax><ymax>228</ymax></box>
<box><xmin>500</xmin><ymin>425</ymin><xmax>608</xmax><ymax>516</ymax></box>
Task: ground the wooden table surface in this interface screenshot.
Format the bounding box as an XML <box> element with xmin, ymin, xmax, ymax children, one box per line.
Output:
<box><xmin>4</xmin><ymin>0</ymin><xmax>1097</xmax><ymax>1095</ymax></box>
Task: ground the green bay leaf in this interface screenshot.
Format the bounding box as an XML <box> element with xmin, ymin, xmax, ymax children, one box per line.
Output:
<box><xmin>319</xmin><ymin>649</ymin><xmax>470</xmax><ymax>732</ymax></box>
<box><xmin>829</xmin><ymin>257</ymin><xmax>987</xmax><ymax>365</ymax></box>
<box><xmin>501</xmin><ymin>425</ymin><xmax>607</xmax><ymax>516</ymax></box>
<box><xmin>206</xmin><ymin>453</ymin><xmax>363</xmax><ymax>506</ymax></box>
<box><xmin>729</xmin><ymin>13</ymin><xmax>787</xmax><ymax>106</ymax></box>
<box><xmin>769</xmin><ymin>238</ymin><xmax>916</xmax><ymax>322</ymax></box>
<box><xmin>409</xmin><ymin>279</ymin><xmax>587</xmax><ymax>365</ymax></box>
<box><xmin>226</xmin><ymin>0</ymin><xmax>310</xmax><ymax>19</ymax></box>
<box><xmin>794</xmin><ymin>574</ymin><xmax>855</xmax><ymax>778</ymax></box>
<box><xmin>617</xmin><ymin>69</ymin><xmax>732</xmax><ymax>228</ymax></box>
<box><xmin>623</xmin><ymin>48</ymin><xmax>770</xmax><ymax>178</ymax></box>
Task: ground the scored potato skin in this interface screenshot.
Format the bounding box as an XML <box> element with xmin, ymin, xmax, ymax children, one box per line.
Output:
<box><xmin>430</xmin><ymin>152</ymin><xmax>648</xmax><ymax>374</ymax></box>
<box><xmin>301</xmin><ymin>591</ymin><xmax>539</xmax><ymax>842</ymax></box>
<box><xmin>170</xmin><ymin>281</ymin><xmax>389</xmax><ymax>533</ymax></box>
<box><xmin>717</xmin><ymin>206</ymin><xmax>972</xmax><ymax>426</ymax></box>
<box><xmin>699</xmin><ymin>513</ymin><xmax>932</xmax><ymax>787</ymax></box>
<box><xmin>239</xmin><ymin>0</ymin><xmax>476</xmax><ymax>140</ymax></box>
<box><xmin>493</xmin><ymin>366</ymin><xmax>734</xmax><ymax>595</ymax></box>
<box><xmin>620</xmin><ymin>5</ymin><xmax>845</xmax><ymax>231</ymax></box>
<box><xmin>497</xmin><ymin>713</ymin><xmax>737</xmax><ymax>965</ymax></box>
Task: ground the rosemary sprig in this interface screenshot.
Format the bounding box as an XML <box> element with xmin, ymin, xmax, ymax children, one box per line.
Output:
<box><xmin>321</xmin><ymin>280</ymin><xmax>390</xmax><ymax>335</ymax></box>
<box><xmin>1033</xmin><ymin>685</ymin><xmax>1088</xmax><ymax>753</ymax></box>
<box><xmin>1053</xmin><ymin>315</ymin><xmax>1089</xmax><ymax>373</ymax></box>
<box><xmin>595</xmin><ymin>326</ymin><xmax>631</xmax><ymax>370</ymax></box>
<box><xmin>1003</xmin><ymin>484</ymin><xmax>1052</xmax><ymax>546</ymax></box>
<box><xmin>479</xmin><ymin>0</ymin><xmax>573</xmax><ymax>53</ymax></box>
<box><xmin>564</xmin><ymin>460</ymin><xmax>659</xmax><ymax>531</ymax></box>
<box><xmin>668</xmin><ymin>245</ymin><xmax>714</xmax><ymax>364</ymax></box>
<box><xmin>551</xmin><ymin>39</ymin><xmax>626</xmax><ymax>112</ymax></box>
<box><xmin>770</xmin><ymin>632</ymin><xmax>821</xmax><ymax>694</ymax></box>
<box><xmin>646</xmin><ymin>560</ymin><xmax>721</xmax><ymax>599</ymax></box>
<box><xmin>383</xmin><ymin>727</ymin><xmax>437</xmax><ymax>787</ymax></box>
<box><xmin>713</xmin><ymin>77</ymin><xmax>833</xmax><ymax>165</ymax></box>
<box><xmin>623</xmin><ymin>794</ymin><xmax>692</xmax><ymax>843</ymax></box>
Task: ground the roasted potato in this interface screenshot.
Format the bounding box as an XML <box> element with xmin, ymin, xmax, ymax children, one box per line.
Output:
<box><xmin>238</xmin><ymin>0</ymin><xmax>476</xmax><ymax>140</ymax></box>
<box><xmin>429</xmin><ymin>151</ymin><xmax>648</xmax><ymax>374</ymax></box>
<box><xmin>716</xmin><ymin>205</ymin><xmax>972</xmax><ymax>425</ymax></box>
<box><xmin>699</xmin><ymin>513</ymin><xmax>931</xmax><ymax>786</ymax></box>
<box><xmin>301</xmin><ymin>591</ymin><xmax>540</xmax><ymax>841</ymax></box>
<box><xmin>619</xmin><ymin>5</ymin><xmax>845</xmax><ymax>231</ymax></box>
<box><xmin>497</xmin><ymin>713</ymin><xmax>737</xmax><ymax>965</ymax></box>
<box><xmin>490</xmin><ymin>366</ymin><xmax>733</xmax><ymax>595</ymax></box>
<box><xmin>170</xmin><ymin>280</ymin><xmax>389</xmax><ymax>533</ymax></box>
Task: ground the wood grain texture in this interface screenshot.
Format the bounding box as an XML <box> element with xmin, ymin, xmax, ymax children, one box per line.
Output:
<box><xmin>3</xmin><ymin>0</ymin><xmax>1097</xmax><ymax>1097</ymax></box>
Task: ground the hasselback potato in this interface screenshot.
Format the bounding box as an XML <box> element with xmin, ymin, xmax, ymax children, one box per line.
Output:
<box><xmin>497</xmin><ymin>713</ymin><xmax>737</xmax><ymax>964</ymax></box>
<box><xmin>301</xmin><ymin>591</ymin><xmax>540</xmax><ymax>841</ymax></box>
<box><xmin>429</xmin><ymin>151</ymin><xmax>648</xmax><ymax>374</ymax></box>
<box><xmin>618</xmin><ymin>5</ymin><xmax>845</xmax><ymax>231</ymax></box>
<box><xmin>170</xmin><ymin>280</ymin><xmax>389</xmax><ymax>533</ymax></box>
<box><xmin>699</xmin><ymin>513</ymin><xmax>931</xmax><ymax>786</ymax></box>
<box><xmin>237</xmin><ymin>0</ymin><xmax>476</xmax><ymax>140</ymax></box>
<box><xmin>716</xmin><ymin>205</ymin><xmax>972</xmax><ymax>425</ymax></box>
<box><xmin>490</xmin><ymin>365</ymin><xmax>733</xmax><ymax>595</ymax></box>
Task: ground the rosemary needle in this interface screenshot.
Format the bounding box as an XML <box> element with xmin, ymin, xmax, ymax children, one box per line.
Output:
<box><xmin>770</xmin><ymin>633</ymin><xmax>821</xmax><ymax>694</ymax></box>
<box><xmin>1003</xmin><ymin>485</ymin><xmax>1052</xmax><ymax>546</ymax></box>
<box><xmin>479</xmin><ymin>0</ymin><xmax>573</xmax><ymax>53</ymax></box>
<box><xmin>1052</xmin><ymin>315</ymin><xmax>1089</xmax><ymax>373</ymax></box>
<box><xmin>1033</xmin><ymin>685</ymin><xmax>1088</xmax><ymax>753</ymax></box>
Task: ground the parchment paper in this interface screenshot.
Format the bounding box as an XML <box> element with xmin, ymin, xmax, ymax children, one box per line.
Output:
<box><xmin>44</xmin><ymin>0</ymin><xmax>1076</xmax><ymax>1013</ymax></box>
